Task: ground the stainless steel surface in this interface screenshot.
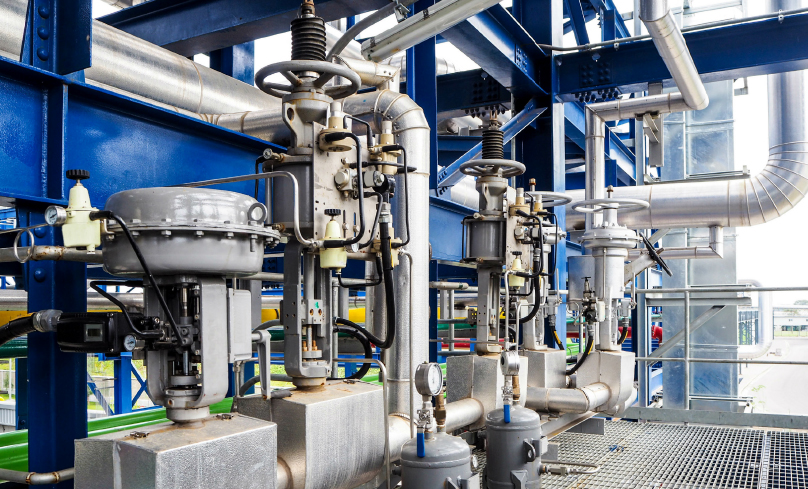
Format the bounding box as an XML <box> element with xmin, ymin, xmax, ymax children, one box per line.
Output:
<box><xmin>525</xmin><ymin>383</ymin><xmax>611</xmax><ymax>414</ymax></box>
<box><xmin>444</xmin><ymin>398</ymin><xmax>484</xmax><ymax>432</ymax></box>
<box><xmin>74</xmin><ymin>414</ymin><xmax>277</xmax><ymax>489</ymax></box>
<box><xmin>445</xmin><ymin>355</ymin><xmax>528</xmax><ymax>430</ymax></box>
<box><xmin>271</xmin><ymin>381</ymin><xmax>387</xmax><ymax>489</ymax></box>
<box><xmin>103</xmin><ymin>188</ymin><xmax>278</xmax><ymax>276</ymax></box>
<box><xmin>636</xmin><ymin>357</ymin><xmax>808</xmax><ymax>365</ymax></box>
<box><xmin>584</xmin><ymin>108</ymin><xmax>606</xmax><ymax>231</ymax></box>
<box><xmin>567</xmin><ymin>57</ymin><xmax>808</xmax><ymax>231</ymax></box>
<box><xmin>0</xmin><ymin>468</ymin><xmax>74</xmax><ymax>485</ymax></box>
<box><xmin>343</xmin><ymin>89</ymin><xmax>430</xmax><ymax>416</ymax></box>
<box><xmin>522</xmin><ymin>349</ymin><xmax>567</xmax><ymax>389</ymax></box>
<box><xmin>684</xmin><ymin>291</ymin><xmax>691</xmax><ymax>410</ymax></box>
<box><xmin>641</xmin><ymin>8</ymin><xmax>709</xmax><ymax>110</ymax></box>
<box><xmin>577</xmin><ymin>350</ymin><xmax>635</xmax><ymax>414</ymax></box>
<box><xmin>623</xmin><ymin>406</ymin><xmax>808</xmax><ymax>430</ymax></box>
<box><xmin>541</xmin><ymin>420</ymin><xmax>803</xmax><ymax>489</ymax></box>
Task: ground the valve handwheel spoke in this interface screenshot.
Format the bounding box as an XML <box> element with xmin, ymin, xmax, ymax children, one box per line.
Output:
<box><xmin>641</xmin><ymin>234</ymin><xmax>673</xmax><ymax>277</ymax></box>
<box><xmin>570</xmin><ymin>198</ymin><xmax>650</xmax><ymax>214</ymax></box>
<box><xmin>460</xmin><ymin>159</ymin><xmax>526</xmax><ymax>178</ymax></box>
<box><xmin>255</xmin><ymin>60</ymin><xmax>361</xmax><ymax>100</ymax></box>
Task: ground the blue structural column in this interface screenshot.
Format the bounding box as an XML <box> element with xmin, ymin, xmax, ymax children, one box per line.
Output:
<box><xmin>406</xmin><ymin>0</ymin><xmax>439</xmax><ymax>362</ymax></box>
<box><xmin>513</xmin><ymin>0</ymin><xmax>567</xmax><ymax>350</ymax></box>
<box><xmin>113</xmin><ymin>354</ymin><xmax>133</xmax><ymax>414</ymax></box>
<box><xmin>209</xmin><ymin>42</ymin><xmax>258</xmax><ymax>395</ymax></box>
<box><xmin>19</xmin><ymin>208</ymin><xmax>87</xmax><ymax>488</ymax></box>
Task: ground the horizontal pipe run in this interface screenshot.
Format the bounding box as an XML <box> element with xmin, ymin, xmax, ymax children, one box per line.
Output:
<box><xmin>0</xmin><ymin>468</ymin><xmax>75</xmax><ymax>485</ymax></box>
<box><xmin>636</xmin><ymin>286</ymin><xmax>808</xmax><ymax>294</ymax></box>
<box><xmin>0</xmin><ymin>246</ymin><xmax>103</xmax><ymax>263</ymax></box>
<box><xmin>525</xmin><ymin>383</ymin><xmax>611</xmax><ymax>414</ymax></box>
<box><xmin>429</xmin><ymin>281</ymin><xmax>478</xmax><ymax>292</ymax></box>
<box><xmin>444</xmin><ymin>398</ymin><xmax>485</xmax><ymax>431</ymax></box>
<box><xmin>636</xmin><ymin>357</ymin><xmax>808</xmax><ymax>366</ymax></box>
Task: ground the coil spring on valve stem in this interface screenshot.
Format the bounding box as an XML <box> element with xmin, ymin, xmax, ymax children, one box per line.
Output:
<box><xmin>291</xmin><ymin>8</ymin><xmax>327</xmax><ymax>62</ymax></box>
<box><xmin>482</xmin><ymin>128</ymin><xmax>505</xmax><ymax>160</ymax></box>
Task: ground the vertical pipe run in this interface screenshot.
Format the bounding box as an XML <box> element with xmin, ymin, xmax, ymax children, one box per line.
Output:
<box><xmin>584</xmin><ymin>108</ymin><xmax>606</xmax><ymax>231</ymax></box>
<box><xmin>683</xmin><ymin>291</ymin><xmax>691</xmax><ymax>410</ymax></box>
<box><xmin>448</xmin><ymin>290</ymin><xmax>456</xmax><ymax>352</ymax></box>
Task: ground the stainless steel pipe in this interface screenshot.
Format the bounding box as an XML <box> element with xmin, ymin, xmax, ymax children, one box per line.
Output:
<box><xmin>444</xmin><ymin>398</ymin><xmax>484</xmax><ymax>431</ymax></box>
<box><xmin>525</xmin><ymin>383</ymin><xmax>611</xmax><ymax>414</ymax></box>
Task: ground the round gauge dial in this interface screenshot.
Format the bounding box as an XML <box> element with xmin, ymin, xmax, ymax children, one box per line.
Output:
<box><xmin>414</xmin><ymin>362</ymin><xmax>443</xmax><ymax>397</ymax></box>
<box><xmin>45</xmin><ymin>206</ymin><xmax>67</xmax><ymax>226</ymax></box>
<box><xmin>123</xmin><ymin>334</ymin><xmax>137</xmax><ymax>352</ymax></box>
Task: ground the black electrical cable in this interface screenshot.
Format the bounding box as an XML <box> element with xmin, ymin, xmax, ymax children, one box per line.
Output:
<box><xmin>336</xmin><ymin>255</ymin><xmax>384</xmax><ymax>288</ymax></box>
<box><xmin>89</xmin><ymin>281</ymin><xmax>162</xmax><ymax>339</ymax></box>
<box><xmin>322</xmin><ymin>132</ymin><xmax>366</xmax><ymax>249</ymax></box>
<box><xmin>0</xmin><ymin>316</ymin><xmax>35</xmax><ymax>348</ymax></box>
<box><xmin>617</xmin><ymin>320</ymin><xmax>631</xmax><ymax>345</ymax></box>
<box><xmin>343</xmin><ymin>114</ymin><xmax>374</xmax><ymax>149</ymax></box>
<box><xmin>329</xmin><ymin>325</ymin><xmax>373</xmax><ymax>380</ymax></box>
<box><xmin>238</xmin><ymin>377</ymin><xmax>293</xmax><ymax>398</ymax></box>
<box><xmin>358</xmin><ymin>191</ymin><xmax>383</xmax><ymax>250</ymax></box>
<box><xmin>566</xmin><ymin>335</ymin><xmax>594</xmax><ymax>376</ymax></box>
<box><xmin>90</xmin><ymin>211</ymin><xmax>187</xmax><ymax>346</ymax></box>
<box><xmin>379</xmin><ymin>220</ymin><xmax>396</xmax><ymax>346</ymax></box>
<box><xmin>380</xmin><ymin>144</ymin><xmax>410</xmax><ymax>249</ymax></box>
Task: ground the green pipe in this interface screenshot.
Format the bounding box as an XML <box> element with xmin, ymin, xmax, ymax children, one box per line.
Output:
<box><xmin>0</xmin><ymin>338</ymin><xmax>26</xmax><ymax>360</ymax></box>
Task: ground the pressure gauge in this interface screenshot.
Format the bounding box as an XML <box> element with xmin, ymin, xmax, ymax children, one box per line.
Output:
<box><xmin>123</xmin><ymin>335</ymin><xmax>137</xmax><ymax>352</ymax></box>
<box><xmin>414</xmin><ymin>362</ymin><xmax>443</xmax><ymax>397</ymax></box>
<box><xmin>45</xmin><ymin>206</ymin><xmax>67</xmax><ymax>227</ymax></box>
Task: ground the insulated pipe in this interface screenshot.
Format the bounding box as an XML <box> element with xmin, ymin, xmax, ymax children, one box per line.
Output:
<box><xmin>640</xmin><ymin>0</ymin><xmax>709</xmax><ymax>111</ymax></box>
<box><xmin>627</xmin><ymin>226</ymin><xmax>724</xmax><ymax>260</ymax></box>
<box><xmin>0</xmin><ymin>468</ymin><xmax>75</xmax><ymax>485</ymax></box>
<box><xmin>524</xmin><ymin>383</ymin><xmax>611</xmax><ymax>414</ymax></box>
<box><xmin>343</xmin><ymin>90</ymin><xmax>430</xmax><ymax>416</ymax></box>
<box><xmin>444</xmin><ymin>397</ymin><xmax>484</xmax><ymax>431</ymax></box>
<box><xmin>566</xmin><ymin>69</ymin><xmax>808</xmax><ymax>230</ymax></box>
<box><xmin>0</xmin><ymin>0</ymin><xmax>278</xmax><ymax>114</ymax></box>
<box><xmin>738</xmin><ymin>279</ymin><xmax>774</xmax><ymax>359</ymax></box>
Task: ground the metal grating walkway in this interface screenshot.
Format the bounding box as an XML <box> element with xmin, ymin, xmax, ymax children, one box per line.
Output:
<box><xmin>540</xmin><ymin>420</ymin><xmax>808</xmax><ymax>489</ymax></box>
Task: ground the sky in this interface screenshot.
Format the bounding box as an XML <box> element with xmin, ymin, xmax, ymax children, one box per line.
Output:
<box><xmin>88</xmin><ymin>0</ymin><xmax>808</xmax><ymax>306</ymax></box>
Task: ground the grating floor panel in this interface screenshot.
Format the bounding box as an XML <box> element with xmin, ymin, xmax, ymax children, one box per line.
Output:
<box><xmin>533</xmin><ymin>420</ymin><xmax>807</xmax><ymax>489</ymax></box>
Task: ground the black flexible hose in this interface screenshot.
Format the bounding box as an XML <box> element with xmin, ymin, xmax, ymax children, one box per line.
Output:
<box><xmin>329</xmin><ymin>325</ymin><xmax>373</xmax><ymax>380</ymax></box>
<box><xmin>380</xmin><ymin>145</ymin><xmax>410</xmax><ymax>249</ymax></box>
<box><xmin>90</xmin><ymin>211</ymin><xmax>186</xmax><ymax>346</ymax></box>
<box><xmin>379</xmin><ymin>220</ymin><xmax>396</xmax><ymax>347</ymax></box>
<box><xmin>358</xmin><ymin>191</ymin><xmax>383</xmax><ymax>250</ymax></box>
<box><xmin>0</xmin><ymin>316</ymin><xmax>35</xmax><ymax>348</ymax></box>
<box><xmin>90</xmin><ymin>281</ymin><xmax>162</xmax><ymax>339</ymax></box>
<box><xmin>618</xmin><ymin>319</ymin><xmax>631</xmax><ymax>345</ymax></box>
<box><xmin>336</xmin><ymin>255</ymin><xmax>383</xmax><ymax>288</ymax></box>
<box><xmin>323</xmin><ymin>132</ymin><xmax>365</xmax><ymax>249</ymax></box>
<box><xmin>566</xmin><ymin>335</ymin><xmax>594</xmax><ymax>376</ymax></box>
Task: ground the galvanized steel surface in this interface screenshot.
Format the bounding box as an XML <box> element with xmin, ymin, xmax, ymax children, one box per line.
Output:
<box><xmin>539</xmin><ymin>420</ymin><xmax>808</xmax><ymax>489</ymax></box>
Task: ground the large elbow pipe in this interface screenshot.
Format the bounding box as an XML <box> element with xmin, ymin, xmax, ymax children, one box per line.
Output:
<box><xmin>640</xmin><ymin>0</ymin><xmax>709</xmax><ymax>110</ymax></box>
<box><xmin>525</xmin><ymin>383</ymin><xmax>611</xmax><ymax>414</ymax></box>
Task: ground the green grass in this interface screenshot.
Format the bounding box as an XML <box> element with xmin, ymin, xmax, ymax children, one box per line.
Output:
<box><xmin>775</xmin><ymin>331</ymin><xmax>808</xmax><ymax>337</ymax></box>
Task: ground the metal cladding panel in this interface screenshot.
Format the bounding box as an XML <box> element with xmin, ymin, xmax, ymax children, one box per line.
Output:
<box><xmin>271</xmin><ymin>381</ymin><xmax>385</xmax><ymax>489</ymax></box>
<box><xmin>75</xmin><ymin>415</ymin><xmax>277</xmax><ymax>489</ymax></box>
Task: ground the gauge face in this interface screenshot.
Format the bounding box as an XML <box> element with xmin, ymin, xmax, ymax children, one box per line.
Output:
<box><xmin>415</xmin><ymin>363</ymin><xmax>443</xmax><ymax>397</ymax></box>
<box><xmin>123</xmin><ymin>334</ymin><xmax>137</xmax><ymax>352</ymax></box>
<box><xmin>45</xmin><ymin>206</ymin><xmax>65</xmax><ymax>226</ymax></box>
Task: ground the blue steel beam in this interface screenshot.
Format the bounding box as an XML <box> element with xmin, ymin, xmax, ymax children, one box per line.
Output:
<box><xmin>556</xmin><ymin>13</ymin><xmax>808</xmax><ymax>99</ymax></box>
<box><xmin>565</xmin><ymin>0</ymin><xmax>590</xmax><ymax>45</ymax></box>
<box><xmin>440</xmin><ymin>4</ymin><xmax>547</xmax><ymax>99</ymax></box>
<box><xmin>586</xmin><ymin>0</ymin><xmax>630</xmax><ymax>38</ymax></box>
<box><xmin>99</xmin><ymin>0</ymin><xmax>388</xmax><ymax>57</ymax></box>
<box><xmin>0</xmin><ymin>56</ymin><xmax>281</xmax><ymax>207</ymax></box>
<box><xmin>437</xmin><ymin>99</ymin><xmax>547</xmax><ymax>188</ymax></box>
<box><xmin>22</xmin><ymin>0</ymin><xmax>92</xmax><ymax>76</ymax></box>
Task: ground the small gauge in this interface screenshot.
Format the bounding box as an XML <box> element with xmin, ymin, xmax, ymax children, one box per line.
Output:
<box><xmin>123</xmin><ymin>334</ymin><xmax>138</xmax><ymax>352</ymax></box>
<box><xmin>414</xmin><ymin>362</ymin><xmax>443</xmax><ymax>397</ymax></box>
<box><xmin>45</xmin><ymin>206</ymin><xmax>67</xmax><ymax>226</ymax></box>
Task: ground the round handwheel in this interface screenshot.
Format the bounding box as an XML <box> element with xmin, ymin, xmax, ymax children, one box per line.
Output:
<box><xmin>570</xmin><ymin>198</ymin><xmax>650</xmax><ymax>214</ymax></box>
<box><xmin>525</xmin><ymin>191</ymin><xmax>574</xmax><ymax>208</ymax></box>
<box><xmin>459</xmin><ymin>159</ymin><xmax>525</xmax><ymax>178</ymax></box>
<box><xmin>641</xmin><ymin>234</ymin><xmax>672</xmax><ymax>277</ymax></box>
<box><xmin>255</xmin><ymin>60</ymin><xmax>361</xmax><ymax>99</ymax></box>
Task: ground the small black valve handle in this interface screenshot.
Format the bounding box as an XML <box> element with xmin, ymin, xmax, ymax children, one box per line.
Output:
<box><xmin>324</xmin><ymin>209</ymin><xmax>342</xmax><ymax>217</ymax></box>
<box><xmin>66</xmin><ymin>169</ymin><xmax>90</xmax><ymax>181</ymax></box>
<box><xmin>641</xmin><ymin>234</ymin><xmax>672</xmax><ymax>277</ymax></box>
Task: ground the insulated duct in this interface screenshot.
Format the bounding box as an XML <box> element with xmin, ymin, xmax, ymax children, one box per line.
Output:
<box><xmin>343</xmin><ymin>90</ymin><xmax>431</xmax><ymax>416</ymax></box>
<box><xmin>567</xmin><ymin>67</ymin><xmax>808</xmax><ymax>231</ymax></box>
<box><xmin>0</xmin><ymin>0</ymin><xmax>278</xmax><ymax>114</ymax></box>
<box><xmin>567</xmin><ymin>0</ymin><xmax>807</xmax><ymax>232</ymax></box>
